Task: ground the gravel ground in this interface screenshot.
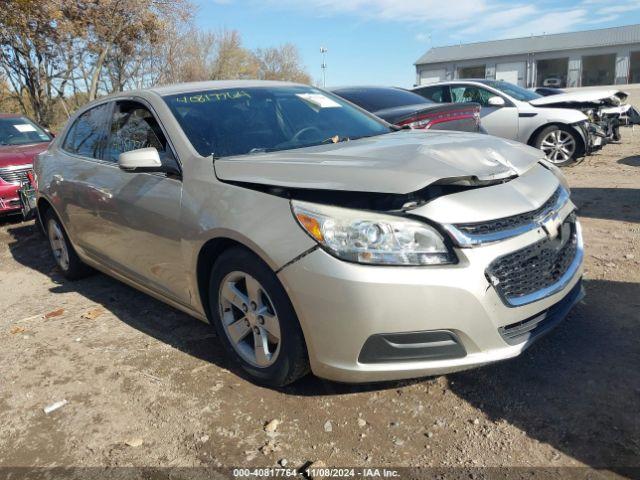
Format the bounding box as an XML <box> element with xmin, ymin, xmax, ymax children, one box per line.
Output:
<box><xmin>0</xmin><ymin>123</ymin><xmax>638</xmax><ymax>478</ymax></box>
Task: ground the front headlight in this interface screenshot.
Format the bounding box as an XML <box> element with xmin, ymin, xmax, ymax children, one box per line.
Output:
<box><xmin>291</xmin><ymin>200</ymin><xmax>454</xmax><ymax>266</ymax></box>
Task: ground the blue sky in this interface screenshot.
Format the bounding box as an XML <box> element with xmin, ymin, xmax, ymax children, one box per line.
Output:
<box><xmin>194</xmin><ymin>0</ymin><xmax>640</xmax><ymax>88</ymax></box>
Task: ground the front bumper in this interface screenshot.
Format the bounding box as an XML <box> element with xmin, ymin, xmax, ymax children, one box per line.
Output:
<box><xmin>278</xmin><ymin>222</ymin><xmax>584</xmax><ymax>383</ymax></box>
<box><xmin>575</xmin><ymin>121</ymin><xmax>607</xmax><ymax>155</ymax></box>
<box><xmin>0</xmin><ymin>182</ymin><xmax>22</xmax><ymax>215</ymax></box>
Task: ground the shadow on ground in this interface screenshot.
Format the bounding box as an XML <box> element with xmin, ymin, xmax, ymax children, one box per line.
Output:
<box><xmin>571</xmin><ymin>187</ymin><xmax>640</xmax><ymax>223</ymax></box>
<box><xmin>5</xmin><ymin>221</ymin><xmax>640</xmax><ymax>474</ymax></box>
<box><xmin>449</xmin><ymin>278</ymin><xmax>640</xmax><ymax>473</ymax></box>
<box><xmin>0</xmin><ymin>213</ymin><xmax>26</xmax><ymax>227</ymax></box>
<box><xmin>4</xmin><ymin>221</ymin><xmax>412</xmax><ymax>396</ymax></box>
<box><xmin>618</xmin><ymin>156</ymin><xmax>640</xmax><ymax>167</ymax></box>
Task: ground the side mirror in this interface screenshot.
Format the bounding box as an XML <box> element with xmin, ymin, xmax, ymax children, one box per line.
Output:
<box><xmin>118</xmin><ymin>147</ymin><xmax>162</xmax><ymax>172</ymax></box>
<box><xmin>488</xmin><ymin>96</ymin><xmax>506</xmax><ymax>107</ymax></box>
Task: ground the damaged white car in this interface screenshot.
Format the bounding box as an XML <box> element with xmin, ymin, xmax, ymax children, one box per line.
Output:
<box><xmin>528</xmin><ymin>89</ymin><xmax>640</xmax><ymax>142</ymax></box>
<box><xmin>413</xmin><ymin>80</ymin><xmax>628</xmax><ymax>166</ymax></box>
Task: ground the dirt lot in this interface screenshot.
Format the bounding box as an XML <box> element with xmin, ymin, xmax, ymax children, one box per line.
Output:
<box><xmin>1</xmin><ymin>127</ymin><xmax>639</xmax><ymax>478</ymax></box>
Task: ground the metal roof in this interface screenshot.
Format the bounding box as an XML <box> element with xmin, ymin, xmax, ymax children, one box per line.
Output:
<box><xmin>415</xmin><ymin>24</ymin><xmax>640</xmax><ymax>65</ymax></box>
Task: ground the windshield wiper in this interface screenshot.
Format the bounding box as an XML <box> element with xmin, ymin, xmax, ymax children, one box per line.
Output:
<box><xmin>320</xmin><ymin>135</ymin><xmax>351</xmax><ymax>144</ymax></box>
<box><xmin>248</xmin><ymin>147</ymin><xmax>270</xmax><ymax>154</ymax></box>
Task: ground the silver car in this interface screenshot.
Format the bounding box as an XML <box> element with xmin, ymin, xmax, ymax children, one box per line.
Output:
<box><xmin>35</xmin><ymin>81</ymin><xmax>584</xmax><ymax>386</ymax></box>
<box><xmin>413</xmin><ymin>80</ymin><xmax>597</xmax><ymax>166</ymax></box>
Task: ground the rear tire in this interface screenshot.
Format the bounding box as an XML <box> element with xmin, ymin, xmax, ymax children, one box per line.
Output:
<box><xmin>208</xmin><ymin>247</ymin><xmax>309</xmax><ymax>387</ymax></box>
<box><xmin>44</xmin><ymin>211</ymin><xmax>92</xmax><ymax>280</ymax></box>
<box><xmin>534</xmin><ymin>125</ymin><xmax>583</xmax><ymax>167</ymax></box>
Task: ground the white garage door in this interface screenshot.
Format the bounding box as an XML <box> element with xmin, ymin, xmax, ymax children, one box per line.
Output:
<box><xmin>420</xmin><ymin>69</ymin><xmax>446</xmax><ymax>85</ymax></box>
<box><xmin>496</xmin><ymin>62</ymin><xmax>526</xmax><ymax>86</ymax></box>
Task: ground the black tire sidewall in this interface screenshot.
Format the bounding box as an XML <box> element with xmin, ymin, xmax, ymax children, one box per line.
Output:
<box><xmin>208</xmin><ymin>248</ymin><xmax>309</xmax><ymax>386</ymax></box>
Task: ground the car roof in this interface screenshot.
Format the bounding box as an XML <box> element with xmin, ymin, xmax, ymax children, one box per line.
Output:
<box><xmin>67</xmin><ymin>80</ymin><xmax>314</xmax><ymax>117</ymax></box>
<box><xmin>329</xmin><ymin>86</ymin><xmax>409</xmax><ymax>92</ymax></box>
<box><xmin>416</xmin><ymin>79</ymin><xmax>493</xmax><ymax>87</ymax></box>
<box><xmin>148</xmin><ymin>80</ymin><xmax>307</xmax><ymax>96</ymax></box>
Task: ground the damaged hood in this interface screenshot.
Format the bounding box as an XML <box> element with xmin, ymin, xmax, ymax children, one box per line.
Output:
<box><xmin>530</xmin><ymin>89</ymin><xmax>628</xmax><ymax>107</ymax></box>
<box><xmin>214</xmin><ymin>130</ymin><xmax>542</xmax><ymax>194</ymax></box>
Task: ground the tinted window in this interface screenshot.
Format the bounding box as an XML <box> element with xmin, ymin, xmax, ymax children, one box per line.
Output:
<box><xmin>63</xmin><ymin>104</ymin><xmax>111</xmax><ymax>158</ymax></box>
<box><xmin>480</xmin><ymin>80</ymin><xmax>541</xmax><ymax>102</ymax></box>
<box><xmin>414</xmin><ymin>86</ymin><xmax>448</xmax><ymax>103</ymax></box>
<box><xmin>450</xmin><ymin>85</ymin><xmax>497</xmax><ymax>107</ymax></box>
<box><xmin>0</xmin><ymin>117</ymin><xmax>51</xmax><ymax>146</ymax></box>
<box><xmin>333</xmin><ymin>87</ymin><xmax>431</xmax><ymax>112</ymax></box>
<box><xmin>105</xmin><ymin>101</ymin><xmax>174</xmax><ymax>163</ymax></box>
<box><xmin>163</xmin><ymin>86</ymin><xmax>391</xmax><ymax>158</ymax></box>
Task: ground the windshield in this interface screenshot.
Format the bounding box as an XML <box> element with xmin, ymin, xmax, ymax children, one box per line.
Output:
<box><xmin>0</xmin><ymin>117</ymin><xmax>51</xmax><ymax>146</ymax></box>
<box><xmin>163</xmin><ymin>86</ymin><xmax>392</xmax><ymax>157</ymax></box>
<box><xmin>482</xmin><ymin>81</ymin><xmax>541</xmax><ymax>102</ymax></box>
<box><xmin>332</xmin><ymin>87</ymin><xmax>431</xmax><ymax>112</ymax></box>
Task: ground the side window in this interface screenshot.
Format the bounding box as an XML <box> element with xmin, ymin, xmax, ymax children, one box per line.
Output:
<box><xmin>450</xmin><ymin>85</ymin><xmax>496</xmax><ymax>107</ymax></box>
<box><xmin>62</xmin><ymin>103</ymin><xmax>111</xmax><ymax>158</ymax></box>
<box><xmin>415</xmin><ymin>86</ymin><xmax>446</xmax><ymax>103</ymax></box>
<box><xmin>104</xmin><ymin>100</ymin><xmax>175</xmax><ymax>164</ymax></box>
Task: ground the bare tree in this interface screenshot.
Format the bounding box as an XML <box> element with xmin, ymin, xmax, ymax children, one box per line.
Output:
<box><xmin>0</xmin><ymin>0</ymin><xmax>191</xmax><ymax>126</ymax></box>
<box><xmin>154</xmin><ymin>29</ymin><xmax>310</xmax><ymax>86</ymax></box>
<box><xmin>0</xmin><ymin>0</ymin><xmax>81</xmax><ymax>126</ymax></box>
<box><xmin>254</xmin><ymin>43</ymin><xmax>311</xmax><ymax>84</ymax></box>
<box><xmin>210</xmin><ymin>30</ymin><xmax>259</xmax><ymax>80</ymax></box>
<box><xmin>157</xmin><ymin>28</ymin><xmax>260</xmax><ymax>85</ymax></box>
<box><xmin>1</xmin><ymin>2</ymin><xmax>311</xmax><ymax>126</ymax></box>
<box><xmin>78</xmin><ymin>0</ymin><xmax>191</xmax><ymax>100</ymax></box>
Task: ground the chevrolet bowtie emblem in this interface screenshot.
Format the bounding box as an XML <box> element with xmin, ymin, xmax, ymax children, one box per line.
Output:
<box><xmin>540</xmin><ymin>212</ymin><xmax>562</xmax><ymax>239</ymax></box>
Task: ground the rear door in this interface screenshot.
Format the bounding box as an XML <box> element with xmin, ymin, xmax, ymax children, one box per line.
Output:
<box><xmin>449</xmin><ymin>84</ymin><xmax>518</xmax><ymax>140</ymax></box>
<box><xmin>57</xmin><ymin>102</ymin><xmax>113</xmax><ymax>249</ymax></box>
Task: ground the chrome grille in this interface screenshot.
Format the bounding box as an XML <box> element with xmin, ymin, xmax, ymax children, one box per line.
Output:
<box><xmin>0</xmin><ymin>165</ymin><xmax>33</xmax><ymax>185</ymax></box>
<box><xmin>445</xmin><ymin>187</ymin><xmax>570</xmax><ymax>247</ymax></box>
<box><xmin>487</xmin><ymin>216</ymin><xmax>580</xmax><ymax>306</ymax></box>
<box><xmin>456</xmin><ymin>188</ymin><xmax>561</xmax><ymax>236</ymax></box>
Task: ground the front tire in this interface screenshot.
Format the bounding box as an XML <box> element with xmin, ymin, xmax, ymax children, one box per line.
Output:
<box><xmin>208</xmin><ymin>247</ymin><xmax>309</xmax><ymax>386</ymax></box>
<box><xmin>534</xmin><ymin>125</ymin><xmax>583</xmax><ymax>167</ymax></box>
<box><xmin>45</xmin><ymin>211</ymin><xmax>92</xmax><ymax>280</ymax></box>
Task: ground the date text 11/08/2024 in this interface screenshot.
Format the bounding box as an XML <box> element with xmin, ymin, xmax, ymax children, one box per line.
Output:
<box><xmin>232</xmin><ymin>468</ymin><xmax>401</xmax><ymax>478</ymax></box>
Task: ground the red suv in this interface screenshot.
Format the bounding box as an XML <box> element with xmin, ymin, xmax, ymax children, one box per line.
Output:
<box><xmin>0</xmin><ymin>114</ymin><xmax>52</xmax><ymax>216</ymax></box>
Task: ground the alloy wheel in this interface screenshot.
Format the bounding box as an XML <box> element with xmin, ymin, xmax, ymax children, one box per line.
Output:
<box><xmin>47</xmin><ymin>219</ymin><xmax>70</xmax><ymax>271</ymax></box>
<box><xmin>218</xmin><ymin>271</ymin><xmax>281</xmax><ymax>368</ymax></box>
<box><xmin>540</xmin><ymin>129</ymin><xmax>576</xmax><ymax>164</ymax></box>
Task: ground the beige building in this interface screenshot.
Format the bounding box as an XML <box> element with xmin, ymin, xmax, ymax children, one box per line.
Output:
<box><xmin>415</xmin><ymin>24</ymin><xmax>640</xmax><ymax>88</ymax></box>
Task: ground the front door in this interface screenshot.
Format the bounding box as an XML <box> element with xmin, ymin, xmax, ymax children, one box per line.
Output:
<box><xmin>449</xmin><ymin>84</ymin><xmax>519</xmax><ymax>140</ymax></box>
<box><xmin>87</xmin><ymin>99</ymin><xmax>189</xmax><ymax>305</ymax></box>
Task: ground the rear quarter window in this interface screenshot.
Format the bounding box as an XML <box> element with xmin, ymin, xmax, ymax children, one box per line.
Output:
<box><xmin>414</xmin><ymin>86</ymin><xmax>448</xmax><ymax>103</ymax></box>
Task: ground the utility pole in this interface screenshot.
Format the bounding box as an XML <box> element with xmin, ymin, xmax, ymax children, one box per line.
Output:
<box><xmin>320</xmin><ymin>47</ymin><xmax>328</xmax><ymax>87</ymax></box>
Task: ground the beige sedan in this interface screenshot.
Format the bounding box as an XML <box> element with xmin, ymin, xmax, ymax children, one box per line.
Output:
<box><xmin>35</xmin><ymin>81</ymin><xmax>584</xmax><ymax>386</ymax></box>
